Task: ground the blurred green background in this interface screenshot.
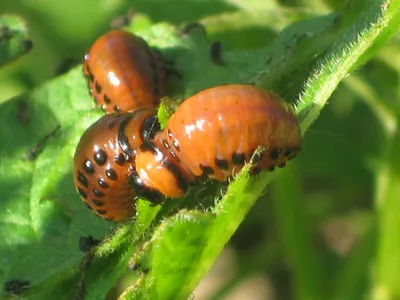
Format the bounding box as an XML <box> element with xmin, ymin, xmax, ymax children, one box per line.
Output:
<box><xmin>1</xmin><ymin>0</ymin><xmax>399</xmax><ymax>299</ymax></box>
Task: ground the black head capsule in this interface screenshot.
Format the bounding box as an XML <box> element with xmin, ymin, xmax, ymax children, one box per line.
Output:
<box><xmin>141</xmin><ymin>115</ymin><xmax>161</xmax><ymax>141</ymax></box>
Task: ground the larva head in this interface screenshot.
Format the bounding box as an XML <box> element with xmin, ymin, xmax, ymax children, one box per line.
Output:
<box><xmin>131</xmin><ymin>139</ymin><xmax>190</xmax><ymax>201</ymax></box>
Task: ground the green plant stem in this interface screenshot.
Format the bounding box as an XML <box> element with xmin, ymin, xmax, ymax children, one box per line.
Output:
<box><xmin>297</xmin><ymin>0</ymin><xmax>400</xmax><ymax>131</ymax></box>
<box><xmin>273</xmin><ymin>164</ymin><xmax>324</xmax><ymax>300</ymax></box>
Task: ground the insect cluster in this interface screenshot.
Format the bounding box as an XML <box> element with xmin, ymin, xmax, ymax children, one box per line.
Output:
<box><xmin>73</xmin><ymin>29</ymin><xmax>302</xmax><ymax>222</ymax></box>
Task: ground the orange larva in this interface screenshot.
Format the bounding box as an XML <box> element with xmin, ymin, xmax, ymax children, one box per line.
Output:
<box><xmin>83</xmin><ymin>30</ymin><xmax>166</xmax><ymax>113</ymax></box>
<box><xmin>73</xmin><ymin>109</ymin><xmax>160</xmax><ymax>222</ymax></box>
<box><xmin>131</xmin><ymin>84</ymin><xmax>302</xmax><ymax>199</ymax></box>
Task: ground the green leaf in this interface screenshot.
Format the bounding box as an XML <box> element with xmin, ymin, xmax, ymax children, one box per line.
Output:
<box><xmin>120</xmin><ymin>211</ymin><xmax>215</xmax><ymax>300</ymax></box>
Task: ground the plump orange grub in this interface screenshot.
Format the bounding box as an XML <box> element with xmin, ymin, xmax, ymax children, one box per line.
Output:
<box><xmin>131</xmin><ymin>84</ymin><xmax>302</xmax><ymax>200</ymax></box>
<box><xmin>83</xmin><ymin>30</ymin><xmax>166</xmax><ymax>113</ymax></box>
<box><xmin>73</xmin><ymin>108</ymin><xmax>160</xmax><ymax>222</ymax></box>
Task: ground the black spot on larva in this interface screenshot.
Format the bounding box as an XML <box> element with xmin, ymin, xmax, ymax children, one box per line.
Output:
<box><xmin>115</xmin><ymin>153</ymin><xmax>125</xmax><ymax>166</ymax></box>
<box><xmin>105</xmin><ymin>217</ymin><xmax>114</xmax><ymax>222</ymax></box>
<box><xmin>284</xmin><ymin>149</ymin><xmax>292</xmax><ymax>157</ymax></box>
<box><xmin>163</xmin><ymin>140</ymin><xmax>180</xmax><ymax>162</ymax></box>
<box><xmin>77</xmin><ymin>171</ymin><xmax>88</xmax><ymax>187</ymax></box>
<box><xmin>215</xmin><ymin>158</ymin><xmax>229</xmax><ymax>170</ymax></box>
<box><xmin>93</xmin><ymin>188</ymin><xmax>105</xmax><ymax>197</ymax></box>
<box><xmin>86</xmin><ymin>67</ymin><xmax>94</xmax><ymax>82</ymax></box>
<box><xmin>106</xmin><ymin>168</ymin><xmax>118</xmax><ymax>180</ymax></box>
<box><xmin>200</xmin><ymin>164</ymin><xmax>214</xmax><ymax>175</ymax></box>
<box><xmin>163</xmin><ymin>161</ymin><xmax>188</xmax><ymax>192</ymax></box>
<box><xmin>232</xmin><ymin>153</ymin><xmax>245</xmax><ymax>166</ymax></box>
<box><xmin>83</xmin><ymin>159</ymin><xmax>94</xmax><ymax>174</ymax></box>
<box><xmin>172</xmin><ymin>139</ymin><xmax>180</xmax><ymax>151</ymax></box>
<box><xmin>95</xmin><ymin>82</ymin><xmax>101</xmax><ymax>94</ymax></box>
<box><xmin>195</xmin><ymin>173</ymin><xmax>208</xmax><ymax>182</ymax></box>
<box><xmin>124</xmin><ymin>153</ymin><xmax>132</xmax><ymax>162</ymax></box>
<box><xmin>278</xmin><ymin>162</ymin><xmax>286</xmax><ymax>168</ymax></box>
<box><xmin>92</xmin><ymin>199</ymin><xmax>105</xmax><ymax>206</ymax></box>
<box><xmin>113</xmin><ymin>105</ymin><xmax>121</xmax><ymax>112</ymax></box>
<box><xmin>162</xmin><ymin>140</ymin><xmax>170</xmax><ymax>149</ymax></box>
<box><xmin>250</xmin><ymin>167</ymin><xmax>261</xmax><ymax>176</ymax></box>
<box><xmin>141</xmin><ymin>115</ymin><xmax>161</xmax><ymax>141</ymax></box>
<box><xmin>104</xmin><ymin>94</ymin><xmax>111</xmax><ymax>104</ymax></box>
<box><xmin>251</xmin><ymin>150</ymin><xmax>264</xmax><ymax>164</ymax></box>
<box><xmin>96</xmin><ymin>209</ymin><xmax>107</xmax><ymax>215</ymax></box>
<box><xmin>94</xmin><ymin>149</ymin><xmax>107</xmax><ymax>165</ymax></box>
<box><xmin>98</xmin><ymin>178</ymin><xmax>109</xmax><ymax>188</ymax></box>
<box><xmin>270</xmin><ymin>148</ymin><xmax>282</xmax><ymax>160</ymax></box>
<box><xmin>85</xmin><ymin>203</ymin><xmax>93</xmax><ymax>211</ymax></box>
<box><xmin>288</xmin><ymin>148</ymin><xmax>301</xmax><ymax>160</ymax></box>
<box><xmin>77</xmin><ymin>187</ymin><xmax>87</xmax><ymax>199</ymax></box>
<box><xmin>118</xmin><ymin>113</ymin><xmax>134</xmax><ymax>155</ymax></box>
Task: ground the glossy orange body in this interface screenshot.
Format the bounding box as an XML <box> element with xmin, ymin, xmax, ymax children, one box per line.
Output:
<box><xmin>134</xmin><ymin>84</ymin><xmax>302</xmax><ymax>199</ymax></box>
<box><xmin>83</xmin><ymin>30</ymin><xmax>166</xmax><ymax>113</ymax></box>
<box><xmin>73</xmin><ymin>109</ymin><xmax>158</xmax><ymax>222</ymax></box>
